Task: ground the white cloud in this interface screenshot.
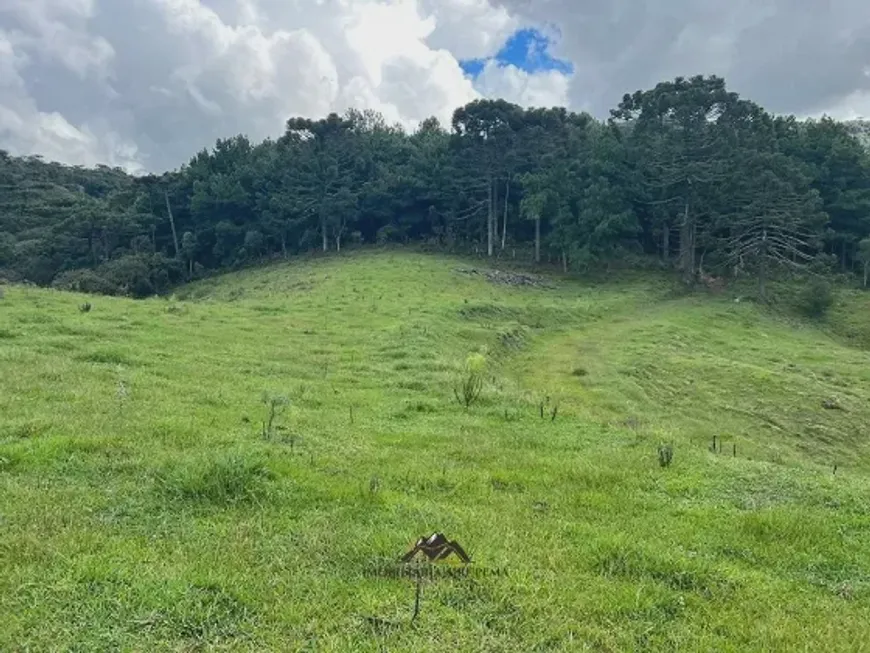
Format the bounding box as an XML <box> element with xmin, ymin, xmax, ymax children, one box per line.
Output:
<box><xmin>494</xmin><ymin>0</ymin><xmax>870</xmax><ymax>118</ymax></box>
<box><xmin>420</xmin><ymin>0</ymin><xmax>517</xmax><ymax>59</ymax></box>
<box><xmin>0</xmin><ymin>28</ymin><xmax>141</xmax><ymax>170</ymax></box>
<box><xmin>4</xmin><ymin>0</ymin><xmax>870</xmax><ymax>172</ymax></box>
<box><xmin>0</xmin><ymin>0</ymin><xmax>582</xmax><ymax>171</ymax></box>
<box><xmin>474</xmin><ymin>60</ymin><xmax>570</xmax><ymax>108</ymax></box>
<box><xmin>817</xmin><ymin>90</ymin><xmax>870</xmax><ymax>121</ymax></box>
<box><xmin>2</xmin><ymin>0</ymin><xmax>114</xmax><ymax>79</ymax></box>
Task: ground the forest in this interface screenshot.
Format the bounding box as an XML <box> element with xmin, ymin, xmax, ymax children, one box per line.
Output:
<box><xmin>2</xmin><ymin>74</ymin><xmax>870</xmax><ymax>299</ymax></box>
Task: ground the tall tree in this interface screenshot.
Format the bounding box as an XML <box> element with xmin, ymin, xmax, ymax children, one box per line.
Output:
<box><xmin>723</xmin><ymin>150</ymin><xmax>824</xmax><ymax>299</ymax></box>
<box><xmin>282</xmin><ymin>113</ymin><xmax>362</xmax><ymax>252</ymax></box>
<box><xmin>612</xmin><ymin>75</ymin><xmax>747</xmax><ymax>283</ymax></box>
<box><xmin>452</xmin><ymin>99</ymin><xmax>524</xmax><ymax>257</ymax></box>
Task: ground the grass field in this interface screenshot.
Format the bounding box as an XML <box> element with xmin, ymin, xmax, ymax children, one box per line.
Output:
<box><xmin>2</xmin><ymin>249</ymin><xmax>869</xmax><ymax>651</ymax></box>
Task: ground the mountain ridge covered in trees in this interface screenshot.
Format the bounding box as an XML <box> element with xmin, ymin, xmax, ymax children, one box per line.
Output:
<box><xmin>2</xmin><ymin>75</ymin><xmax>870</xmax><ymax>298</ymax></box>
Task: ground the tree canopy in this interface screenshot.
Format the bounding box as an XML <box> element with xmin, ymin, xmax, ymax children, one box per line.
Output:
<box><xmin>2</xmin><ymin>75</ymin><xmax>869</xmax><ymax>297</ymax></box>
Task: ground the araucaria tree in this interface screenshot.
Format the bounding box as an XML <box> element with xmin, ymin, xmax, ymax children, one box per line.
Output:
<box><xmin>723</xmin><ymin>151</ymin><xmax>824</xmax><ymax>299</ymax></box>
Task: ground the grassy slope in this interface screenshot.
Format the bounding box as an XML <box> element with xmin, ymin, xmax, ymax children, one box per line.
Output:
<box><xmin>1</xmin><ymin>250</ymin><xmax>869</xmax><ymax>652</ymax></box>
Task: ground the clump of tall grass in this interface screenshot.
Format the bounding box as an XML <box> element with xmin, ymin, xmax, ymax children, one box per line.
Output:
<box><xmin>156</xmin><ymin>452</ymin><xmax>272</xmax><ymax>506</ymax></box>
<box><xmin>454</xmin><ymin>353</ymin><xmax>486</xmax><ymax>409</ymax></box>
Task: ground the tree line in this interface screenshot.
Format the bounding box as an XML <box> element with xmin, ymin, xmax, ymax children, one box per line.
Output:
<box><xmin>2</xmin><ymin>75</ymin><xmax>870</xmax><ymax>298</ymax></box>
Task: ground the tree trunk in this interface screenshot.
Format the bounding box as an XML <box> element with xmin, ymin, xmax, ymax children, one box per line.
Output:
<box><xmin>562</xmin><ymin>250</ymin><xmax>568</xmax><ymax>273</ymax></box>
<box><xmin>842</xmin><ymin>239</ymin><xmax>848</xmax><ymax>271</ymax></box>
<box><xmin>501</xmin><ymin>177</ymin><xmax>510</xmax><ymax>250</ymax></box>
<box><xmin>759</xmin><ymin>227</ymin><xmax>768</xmax><ymax>301</ymax></box>
<box><xmin>335</xmin><ymin>233</ymin><xmax>341</xmax><ymax>253</ymax></box>
<box><xmin>188</xmin><ymin>258</ymin><xmax>193</xmax><ymax>279</ymax></box>
<box><xmin>662</xmin><ymin>225</ymin><xmax>669</xmax><ymax>262</ymax></box>
<box><xmin>534</xmin><ymin>216</ymin><xmax>541</xmax><ymax>264</ymax></box>
<box><xmin>487</xmin><ymin>176</ymin><xmax>494</xmax><ymax>257</ymax></box>
<box><xmin>864</xmin><ymin>262</ymin><xmax>868</xmax><ymax>288</ymax></box>
<box><xmin>164</xmin><ymin>190</ymin><xmax>180</xmax><ymax>259</ymax></box>
<box><xmin>321</xmin><ymin>212</ymin><xmax>328</xmax><ymax>252</ymax></box>
<box><xmin>281</xmin><ymin>233</ymin><xmax>287</xmax><ymax>259</ymax></box>
<box><xmin>679</xmin><ymin>199</ymin><xmax>695</xmax><ymax>284</ymax></box>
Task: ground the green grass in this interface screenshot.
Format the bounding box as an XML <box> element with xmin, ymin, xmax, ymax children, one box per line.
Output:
<box><xmin>1</xmin><ymin>249</ymin><xmax>869</xmax><ymax>651</ymax></box>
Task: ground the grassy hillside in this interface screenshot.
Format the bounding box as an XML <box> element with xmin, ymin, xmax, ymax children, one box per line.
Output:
<box><xmin>1</xmin><ymin>250</ymin><xmax>869</xmax><ymax>651</ymax></box>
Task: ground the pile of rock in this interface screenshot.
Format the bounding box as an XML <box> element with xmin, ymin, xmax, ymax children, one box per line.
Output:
<box><xmin>454</xmin><ymin>267</ymin><xmax>553</xmax><ymax>289</ymax></box>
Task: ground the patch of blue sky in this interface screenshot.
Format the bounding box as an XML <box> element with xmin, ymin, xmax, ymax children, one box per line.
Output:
<box><xmin>460</xmin><ymin>27</ymin><xmax>574</xmax><ymax>77</ymax></box>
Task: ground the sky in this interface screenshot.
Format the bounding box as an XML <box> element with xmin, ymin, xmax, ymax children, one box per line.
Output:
<box><xmin>1</xmin><ymin>0</ymin><xmax>869</xmax><ymax>173</ymax></box>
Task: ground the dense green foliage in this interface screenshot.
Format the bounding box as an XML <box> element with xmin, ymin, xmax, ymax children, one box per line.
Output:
<box><xmin>2</xmin><ymin>252</ymin><xmax>870</xmax><ymax>650</ymax></box>
<box><xmin>3</xmin><ymin>76</ymin><xmax>870</xmax><ymax>297</ymax></box>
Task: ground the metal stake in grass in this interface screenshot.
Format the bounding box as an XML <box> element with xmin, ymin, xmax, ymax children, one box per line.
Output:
<box><xmin>539</xmin><ymin>395</ymin><xmax>550</xmax><ymax>419</ymax></box>
<box><xmin>411</xmin><ymin>571</ymin><xmax>423</xmax><ymax>623</ymax></box>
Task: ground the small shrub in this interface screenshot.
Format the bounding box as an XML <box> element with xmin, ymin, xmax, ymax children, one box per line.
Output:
<box><xmin>658</xmin><ymin>444</ymin><xmax>674</xmax><ymax>468</ymax></box>
<box><xmin>454</xmin><ymin>353</ymin><xmax>486</xmax><ymax>409</ymax></box>
<box><xmin>53</xmin><ymin>269</ymin><xmax>117</xmax><ymax>296</ymax></box>
<box><xmin>79</xmin><ymin>302</ymin><xmax>92</xmax><ymax>313</ymax></box>
<box><xmin>538</xmin><ymin>394</ymin><xmax>554</xmax><ymax>419</ymax></box>
<box><xmin>261</xmin><ymin>393</ymin><xmax>289</xmax><ymax>440</ymax></box>
<box><xmin>572</xmin><ymin>366</ymin><xmax>589</xmax><ymax>377</ymax></box>
<box><xmin>55</xmin><ymin>254</ymin><xmax>185</xmax><ymax>298</ymax></box>
<box><xmin>797</xmin><ymin>279</ymin><xmax>834</xmax><ymax>318</ymax></box>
